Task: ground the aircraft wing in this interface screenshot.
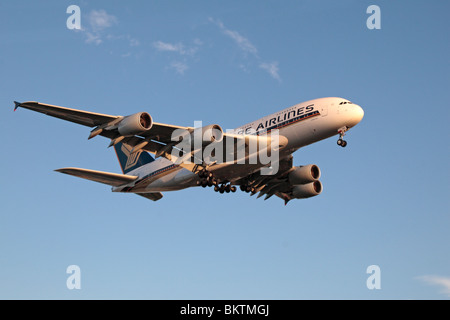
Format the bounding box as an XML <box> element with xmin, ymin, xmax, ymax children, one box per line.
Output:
<box><xmin>15</xmin><ymin>100</ymin><xmax>285</xmax><ymax>156</ymax></box>
<box><xmin>14</xmin><ymin>101</ymin><xmax>119</xmax><ymax>127</ymax></box>
<box><xmin>55</xmin><ymin>167</ymin><xmax>138</xmax><ymax>187</ymax></box>
<box><xmin>15</xmin><ymin>101</ymin><xmax>288</xmax><ymax>183</ymax></box>
<box><xmin>14</xmin><ymin>101</ymin><xmax>189</xmax><ymax>141</ymax></box>
<box><xmin>237</xmin><ymin>156</ymin><xmax>295</xmax><ymax>204</ymax></box>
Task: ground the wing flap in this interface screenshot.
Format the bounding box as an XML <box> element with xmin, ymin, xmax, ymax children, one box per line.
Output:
<box><xmin>55</xmin><ymin>167</ymin><xmax>138</xmax><ymax>187</ymax></box>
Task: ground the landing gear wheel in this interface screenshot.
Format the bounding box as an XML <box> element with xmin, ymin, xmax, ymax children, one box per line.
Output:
<box><xmin>231</xmin><ymin>186</ymin><xmax>237</xmax><ymax>193</ymax></box>
<box><xmin>214</xmin><ymin>185</ymin><xmax>219</xmax><ymax>192</ymax></box>
<box><xmin>337</xmin><ymin>139</ymin><xmax>347</xmax><ymax>147</ymax></box>
<box><xmin>225</xmin><ymin>184</ymin><xmax>231</xmax><ymax>193</ymax></box>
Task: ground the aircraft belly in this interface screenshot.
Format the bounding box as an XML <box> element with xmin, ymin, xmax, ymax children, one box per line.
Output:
<box><xmin>210</xmin><ymin>164</ymin><xmax>264</xmax><ymax>182</ymax></box>
<box><xmin>144</xmin><ymin>168</ymin><xmax>197</xmax><ymax>192</ymax></box>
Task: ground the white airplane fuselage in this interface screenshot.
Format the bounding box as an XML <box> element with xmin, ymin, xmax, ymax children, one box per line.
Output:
<box><xmin>113</xmin><ymin>97</ymin><xmax>364</xmax><ymax>194</ymax></box>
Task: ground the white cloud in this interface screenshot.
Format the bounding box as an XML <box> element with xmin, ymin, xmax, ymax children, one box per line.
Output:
<box><xmin>81</xmin><ymin>10</ymin><xmax>118</xmax><ymax>45</ymax></box>
<box><xmin>193</xmin><ymin>38</ymin><xmax>203</xmax><ymax>46</ymax></box>
<box><xmin>153</xmin><ymin>40</ymin><xmax>203</xmax><ymax>74</ymax></box>
<box><xmin>89</xmin><ymin>9</ymin><xmax>118</xmax><ymax>31</ymax></box>
<box><xmin>153</xmin><ymin>41</ymin><xmax>184</xmax><ymax>53</ymax></box>
<box><xmin>260</xmin><ymin>61</ymin><xmax>281</xmax><ymax>82</ymax></box>
<box><xmin>80</xmin><ymin>10</ymin><xmax>140</xmax><ymax>50</ymax></box>
<box><xmin>417</xmin><ymin>275</ymin><xmax>450</xmax><ymax>297</ymax></box>
<box><xmin>170</xmin><ymin>61</ymin><xmax>189</xmax><ymax>75</ymax></box>
<box><xmin>107</xmin><ymin>34</ymin><xmax>140</xmax><ymax>47</ymax></box>
<box><xmin>129</xmin><ymin>38</ymin><xmax>140</xmax><ymax>47</ymax></box>
<box><xmin>85</xmin><ymin>32</ymin><xmax>102</xmax><ymax>45</ymax></box>
<box><xmin>153</xmin><ymin>41</ymin><xmax>198</xmax><ymax>56</ymax></box>
<box><xmin>209</xmin><ymin>18</ymin><xmax>258</xmax><ymax>55</ymax></box>
<box><xmin>209</xmin><ymin>17</ymin><xmax>281</xmax><ymax>81</ymax></box>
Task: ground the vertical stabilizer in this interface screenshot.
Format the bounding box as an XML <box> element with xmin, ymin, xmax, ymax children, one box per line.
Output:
<box><xmin>113</xmin><ymin>142</ymin><xmax>154</xmax><ymax>174</ymax></box>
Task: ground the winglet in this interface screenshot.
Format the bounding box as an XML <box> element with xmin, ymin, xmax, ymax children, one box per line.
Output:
<box><xmin>13</xmin><ymin>101</ymin><xmax>22</xmax><ymax>112</ymax></box>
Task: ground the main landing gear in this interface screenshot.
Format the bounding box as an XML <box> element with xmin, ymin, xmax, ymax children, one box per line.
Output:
<box><xmin>196</xmin><ymin>169</ymin><xmax>236</xmax><ymax>193</ymax></box>
<box><xmin>214</xmin><ymin>184</ymin><xmax>236</xmax><ymax>194</ymax></box>
<box><xmin>337</xmin><ymin>127</ymin><xmax>348</xmax><ymax>148</ymax></box>
<box><xmin>239</xmin><ymin>184</ymin><xmax>255</xmax><ymax>193</ymax></box>
<box><xmin>197</xmin><ymin>169</ymin><xmax>216</xmax><ymax>187</ymax></box>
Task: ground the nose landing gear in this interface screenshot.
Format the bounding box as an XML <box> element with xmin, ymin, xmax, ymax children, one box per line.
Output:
<box><xmin>337</xmin><ymin>127</ymin><xmax>348</xmax><ymax>148</ymax></box>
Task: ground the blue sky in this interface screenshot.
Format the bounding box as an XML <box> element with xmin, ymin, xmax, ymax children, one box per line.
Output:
<box><xmin>1</xmin><ymin>0</ymin><xmax>449</xmax><ymax>299</ymax></box>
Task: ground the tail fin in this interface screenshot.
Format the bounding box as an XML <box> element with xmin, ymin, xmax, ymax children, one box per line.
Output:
<box><xmin>114</xmin><ymin>142</ymin><xmax>154</xmax><ymax>174</ymax></box>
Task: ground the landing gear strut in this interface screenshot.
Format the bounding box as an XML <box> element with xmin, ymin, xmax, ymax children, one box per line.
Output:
<box><xmin>337</xmin><ymin>127</ymin><xmax>348</xmax><ymax>148</ymax></box>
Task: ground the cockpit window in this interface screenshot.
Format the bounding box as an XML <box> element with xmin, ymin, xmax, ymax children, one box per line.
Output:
<box><xmin>339</xmin><ymin>101</ymin><xmax>353</xmax><ymax>105</ymax></box>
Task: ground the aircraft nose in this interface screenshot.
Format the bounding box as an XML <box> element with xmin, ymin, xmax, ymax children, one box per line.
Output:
<box><xmin>355</xmin><ymin>104</ymin><xmax>364</xmax><ymax>122</ymax></box>
<box><xmin>351</xmin><ymin>104</ymin><xmax>364</xmax><ymax>127</ymax></box>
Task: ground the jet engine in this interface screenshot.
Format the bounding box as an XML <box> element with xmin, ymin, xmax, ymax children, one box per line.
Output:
<box><xmin>288</xmin><ymin>165</ymin><xmax>321</xmax><ymax>185</ymax></box>
<box><xmin>118</xmin><ymin>112</ymin><xmax>153</xmax><ymax>136</ymax></box>
<box><xmin>193</xmin><ymin>124</ymin><xmax>224</xmax><ymax>144</ymax></box>
<box><xmin>292</xmin><ymin>181</ymin><xmax>323</xmax><ymax>199</ymax></box>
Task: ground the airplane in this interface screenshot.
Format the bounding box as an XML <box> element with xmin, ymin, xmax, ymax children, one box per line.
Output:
<box><xmin>13</xmin><ymin>97</ymin><xmax>364</xmax><ymax>204</ymax></box>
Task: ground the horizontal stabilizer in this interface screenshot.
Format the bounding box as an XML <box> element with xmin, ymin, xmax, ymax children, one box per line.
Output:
<box><xmin>137</xmin><ymin>192</ymin><xmax>163</xmax><ymax>201</ymax></box>
<box><xmin>55</xmin><ymin>167</ymin><xmax>138</xmax><ymax>187</ymax></box>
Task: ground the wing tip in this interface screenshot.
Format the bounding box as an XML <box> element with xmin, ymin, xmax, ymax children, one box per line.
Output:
<box><xmin>54</xmin><ymin>167</ymin><xmax>79</xmax><ymax>174</ymax></box>
<box><xmin>54</xmin><ymin>168</ymin><xmax>68</xmax><ymax>174</ymax></box>
<box><xmin>13</xmin><ymin>101</ymin><xmax>21</xmax><ymax>111</ymax></box>
<box><xmin>13</xmin><ymin>101</ymin><xmax>40</xmax><ymax>112</ymax></box>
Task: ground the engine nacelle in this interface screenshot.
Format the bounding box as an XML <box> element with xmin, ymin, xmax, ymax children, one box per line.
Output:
<box><xmin>292</xmin><ymin>181</ymin><xmax>323</xmax><ymax>199</ymax></box>
<box><xmin>193</xmin><ymin>124</ymin><xmax>224</xmax><ymax>144</ymax></box>
<box><xmin>288</xmin><ymin>165</ymin><xmax>321</xmax><ymax>185</ymax></box>
<box><xmin>118</xmin><ymin>112</ymin><xmax>153</xmax><ymax>136</ymax></box>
